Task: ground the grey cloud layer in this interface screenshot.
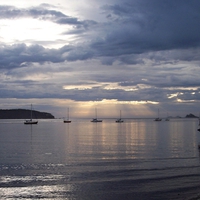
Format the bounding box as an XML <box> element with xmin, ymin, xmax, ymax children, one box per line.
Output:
<box><xmin>1</xmin><ymin>0</ymin><xmax>200</xmax><ymax>105</ymax></box>
<box><xmin>0</xmin><ymin>4</ymin><xmax>96</xmax><ymax>27</ymax></box>
<box><xmin>0</xmin><ymin>43</ymin><xmax>96</xmax><ymax>70</ymax></box>
<box><xmin>1</xmin><ymin>1</ymin><xmax>200</xmax><ymax>66</ymax></box>
<box><xmin>99</xmin><ymin>0</ymin><xmax>200</xmax><ymax>55</ymax></box>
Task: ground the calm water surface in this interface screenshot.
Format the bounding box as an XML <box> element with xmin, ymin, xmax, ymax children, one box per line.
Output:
<box><xmin>0</xmin><ymin>118</ymin><xmax>200</xmax><ymax>199</ymax></box>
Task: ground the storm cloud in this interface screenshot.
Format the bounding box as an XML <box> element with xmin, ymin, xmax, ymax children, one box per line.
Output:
<box><xmin>0</xmin><ymin>0</ymin><xmax>200</xmax><ymax>117</ymax></box>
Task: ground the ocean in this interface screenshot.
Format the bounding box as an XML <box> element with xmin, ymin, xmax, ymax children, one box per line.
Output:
<box><xmin>0</xmin><ymin>118</ymin><xmax>200</xmax><ymax>200</ymax></box>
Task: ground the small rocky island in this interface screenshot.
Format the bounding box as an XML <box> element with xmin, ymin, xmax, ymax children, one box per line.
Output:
<box><xmin>185</xmin><ymin>113</ymin><xmax>198</xmax><ymax>118</ymax></box>
<box><xmin>0</xmin><ymin>109</ymin><xmax>54</xmax><ymax>119</ymax></box>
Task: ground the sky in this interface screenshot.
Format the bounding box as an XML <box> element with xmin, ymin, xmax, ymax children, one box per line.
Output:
<box><xmin>0</xmin><ymin>0</ymin><xmax>200</xmax><ymax>118</ymax></box>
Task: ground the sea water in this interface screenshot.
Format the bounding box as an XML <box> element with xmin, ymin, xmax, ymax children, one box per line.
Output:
<box><xmin>0</xmin><ymin>118</ymin><xmax>200</xmax><ymax>200</ymax></box>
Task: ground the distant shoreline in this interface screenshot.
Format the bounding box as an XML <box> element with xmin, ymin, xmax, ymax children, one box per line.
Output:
<box><xmin>0</xmin><ymin>109</ymin><xmax>54</xmax><ymax>119</ymax></box>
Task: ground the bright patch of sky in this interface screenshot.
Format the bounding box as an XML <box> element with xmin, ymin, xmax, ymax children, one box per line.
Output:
<box><xmin>0</xmin><ymin>19</ymin><xmax>68</xmax><ymax>48</ymax></box>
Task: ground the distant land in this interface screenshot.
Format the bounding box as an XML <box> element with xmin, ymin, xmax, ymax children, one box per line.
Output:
<box><xmin>185</xmin><ymin>113</ymin><xmax>198</xmax><ymax>118</ymax></box>
<box><xmin>0</xmin><ymin>109</ymin><xmax>54</xmax><ymax>119</ymax></box>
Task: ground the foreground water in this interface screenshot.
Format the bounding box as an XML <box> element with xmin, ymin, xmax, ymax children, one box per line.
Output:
<box><xmin>0</xmin><ymin>118</ymin><xmax>200</xmax><ymax>199</ymax></box>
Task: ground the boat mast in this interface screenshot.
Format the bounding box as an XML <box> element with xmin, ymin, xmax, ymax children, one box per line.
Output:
<box><xmin>199</xmin><ymin>112</ymin><xmax>200</xmax><ymax>125</ymax></box>
<box><xmin>119</xmin><ymin>110</ymin><xmax>121</xmax><ymax>119</ymax></box>
<box><xmin>31</xmin><ymin>104</ymin><xmax>32</xmax><ymax>120</ymax></box>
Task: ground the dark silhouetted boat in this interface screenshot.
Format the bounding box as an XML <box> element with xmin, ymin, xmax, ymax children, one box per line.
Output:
<box><xmin>116</xmin><ymin>110</ymin><xmax>124</xmax><ymax>123</ymax></box>
<box><xmin>91</xmin><ymin>108</ymin><xmax>102</xmax><ymax>122</ymax></box>
<box><xmin>64</xmin><ymin>107</ymin><xmax>71</xmax><ymax>123</ymax></box>
<box><xmin>154</xmin><ymin>108</ymin><xmax>162</xmax><ymax>121</ymax></box>
<box><xmin>197</xmin><ymin>117</ymin><xmax>200</xmax><ymax>131</ymax></box>
<box><xmin>24</xmin><ymin>104</ymin><xmax>38</xmax><ymax>125</ymax></box>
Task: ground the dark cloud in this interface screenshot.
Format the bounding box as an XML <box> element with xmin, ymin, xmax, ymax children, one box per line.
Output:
<box><xmin>0</xmin><ymin>44</ymin><xmax>67</xmax><ymax>69</ymax></box>
<box><xmin>95</xmin><ymin>0</ymin><xmax>200</xmax><ymax>60</ymax></box>
<box><xmin>118</xmin><ymin>73</ymin><xmax>200</xmax><ymax>89</ymax></box>
<box><xmin>0</xmin><ymin>4</ymin><xmax>97</xmax><ymax>29</ymax></box>
<box><xmin>0</xmin><ymin>82</ymin><xmax>187</xmax><ymax>103</ymax></box>
<box><xmin>0</xmin><ymin>43</ymin><xmax>98</xmax><ymax>70</ymax></box>
<box><xmin>1</xmin><ymin>1</ymin><xmax>200</xmax><ymax>66</ymax></box>
<box><xmin>0</xmin><ymin>5</ymin><xmax>65</xmax><ymax>19</ymax></box>
<box><xmin>1</xmin><ymin>0</ymin><xmax>200</xmax><ymax>114</ymax></box>
<box><xmin>65</xmin><ymin>46</ymin><xmax>94</xmax><ymax>61</ymax></box>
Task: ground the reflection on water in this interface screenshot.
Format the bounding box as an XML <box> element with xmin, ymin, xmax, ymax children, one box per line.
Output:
<box><xmin>0</xmin><ymin>118</ymin><xmax>200</xmax><ymax>199</ymax></box>
<box><xmin>1</xmin><ymin>184</ymin><xmax>71</xmax><ymax>199</ymax></box>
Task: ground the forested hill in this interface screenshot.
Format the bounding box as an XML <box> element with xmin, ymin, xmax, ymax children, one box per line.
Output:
<box><xmin>0</xmin><ymin>109</ymin><xmax>54</xmax><ymax>119</ymax></box>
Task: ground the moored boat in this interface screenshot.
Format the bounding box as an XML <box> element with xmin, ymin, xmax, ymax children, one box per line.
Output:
<box><xmin>24</xmin><ymin>119</ymin><xmax>38</xmax><ymax>125</ymax></box>
<box><xmin>63</xmin><ymin>120</ymin><xmax>71</xmax><ymax>123</ymax></box>
<box><xmin>91</xmin><ymin>118</ymin><xmax>103</xmax><ymax>122</ymax></box>
<box><xmin>24</xmin><ymin>104</ymin><xmax>38</xmax><ymax>125</ymax></box>
<box><xmin>165</xmin><ymin>112</ymin><xmax>170</xmax><ymax>121</ymax></box>
<box><xmin>197</xmin><ymin>117</ymin><xmax>200</xmax><ymax>131</ymax></box>
<box><xmin>155</xmin><ymin>118</ymin><xmax>162</xmax><ymax>121</ymax></box>
<box><xmin>91</xmin><ymin>108</ymin><xmax>102</xmax><ymax>122</ymax></box>
<box><xmin>154</xmin><ymin>109</ymin><xmax>162</xmax><ymax>121</ymax></box>
<box><xmin>63</xmin><ymin>107</ymin><xmax>71</xmax><ymax>123</ymax></box>
<box><xmin>116</xmin><ymin>118</ymin><xmax>124</xmax><ymax>123</ymax></box>
<box><xmin>116</xmin><ymin>110</ymin><xmax>124</xmax><ymax>123</ymax></box>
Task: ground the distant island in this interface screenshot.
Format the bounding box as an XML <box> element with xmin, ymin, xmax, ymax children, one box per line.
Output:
<box><xmin>185</xmin><ymin>113</ymin><xmax>198</xmax><ymax>118</ymax></box>
<box><xmin>0</xmin><ymin>109</ymin><xmax>54</xmax><ymax>119</ymax></box>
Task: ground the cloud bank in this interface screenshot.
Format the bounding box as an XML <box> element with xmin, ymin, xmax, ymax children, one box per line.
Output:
<box><xmin>0</xmin><ymin>0</ymin><xmax>200</xmax><ymax>117</ymax></box>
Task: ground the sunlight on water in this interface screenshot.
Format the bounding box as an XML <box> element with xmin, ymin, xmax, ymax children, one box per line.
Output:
<box><xmin>0</xmin><ymin>185</ymin><xmax>71</xmax><ymax>199</ymax></box>
<box><xmin>0</xmin><ymin>118</ymin><xmax>200</xmax><ymax>199</ymax></box>
<box><xmin>0</xmin><ymin>174</ymin><xmax>65</xmax><ymax>184</ymax></box>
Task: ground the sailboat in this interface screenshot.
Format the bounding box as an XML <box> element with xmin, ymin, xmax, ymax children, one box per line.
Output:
<box><xmin>154</xmin><ymin>108</ymin><xmax>162</xmax><ymax>121</ymax></box>
<box><xmin>116</xmin><ymin>110</ymin><xmax>124</xmax><ymax>123</ymax></box>
<box><xmin>165</xmin><ymin>112</ymin><xmax>170</xmax><ymax>121</ymax></box>
<box><xmin>197</xmin><ymin>116</ymin><xmax>200</xmax><ymax>132</ymax></box>
<box><xmin>91</xmin><ymin>108</ymin><xmax>102</xmax><ymax>122</ymax></box>
<box><xmin>64</xmin><ymin>107</ymin><xmax>71</xmax><ymax>123</ymax></box>
<box><xmin>165</xmin><ymin>117</ymin><xmax>170</xmax><ymax>121</ymax></box>
<box><xmin>24</xmin><ymin>104</ymin><xmax>38</xmax><ymax>125</ymax></box>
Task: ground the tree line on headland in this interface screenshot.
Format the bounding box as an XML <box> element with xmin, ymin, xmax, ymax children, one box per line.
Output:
<box><xmin>0</xmin><ymin>109</ymin><xmax>54</xmax><ymax>119</ymax></box>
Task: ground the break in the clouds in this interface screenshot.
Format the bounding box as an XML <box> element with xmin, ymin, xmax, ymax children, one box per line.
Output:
<box><xmin>0</xmin><ymin>0</ymin><xmax>200</xmax><ymax>117</ymax></box>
